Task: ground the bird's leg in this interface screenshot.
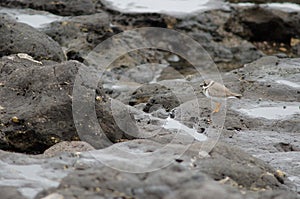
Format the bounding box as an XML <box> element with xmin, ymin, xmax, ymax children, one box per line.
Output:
<box><xmin>212</xmin><ymin>102</ymin><xmax>221</xmax><ymax>113</ymax></box>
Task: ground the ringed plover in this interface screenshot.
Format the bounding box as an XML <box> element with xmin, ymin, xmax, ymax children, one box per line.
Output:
<box><xmin>200</xmin><ymin>80</ymin><xmax>242</xmax><ymax>113</ymax></box>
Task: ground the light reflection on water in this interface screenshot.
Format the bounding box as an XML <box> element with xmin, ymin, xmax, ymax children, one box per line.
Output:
<box><xmin>102</xmin><ymin>0</ymin><xmax>225</xmax><ymax>15</ymax></box>
<box><xmin>276</xmin><ymin>80</ymin><xmax>300</xmax><ymax>89</ymax></box>
<box><xmin>0</xmin><ymin>7</ymin><xmax>62</xmax><ymax>28</ymax></box>
<box><xmin>239</xmin><ymin>105</ymin><xmax>300</xmax><ymax>120</ymax></box>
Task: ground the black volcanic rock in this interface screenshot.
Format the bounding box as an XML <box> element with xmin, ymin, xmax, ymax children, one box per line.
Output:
<box><xmin>0</xmin><ymin>0</ymin><xmax>96</xmax><ymax>16</ymax></box>
<box><xmin>0</xmin><ymin>16</ymin><xmax>65</xmax><ymax>62</ymax></box>
<box><xmin>0</xmin><ymin>55</ymin><xmax>130</xmax><ymax>153</ymax></box>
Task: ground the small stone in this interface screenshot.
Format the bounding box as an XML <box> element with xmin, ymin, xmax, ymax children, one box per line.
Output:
<box><xmin>290</xmin><ymin>38</ymin><xmax>300</xmax><ymax>47</ymax></box>
<box><xmin>185</xmin><ymin>74</ymin><xmax>194</xmax><ymax>81</ymax></box>
<box><xmin>11</xmin><ymin>116</ymin><xmax>19</xmax><ymax>123</ymax></box>
<box><xmin>279</xmin><ymin>47</ymin><xmax>287</xmax><ymax>52</ymax></box>
<box><xmin>198</xmin><ymin>151</ymin><xmax>209</xmax><ymax>158</ymax></box>
<box><xmin>276</xmin><ymin>169</ymin><xmax>286</xmax><ymax>178</ymax></box>
<box><xmin>218</xmin><ymin>176</ymin><xmax>239</xmax><ymax>187</ymax></box>
<box><xmin>167</xmin><ymin>54</ymin><xmax>180</xmax><ymax>62</ymax></box>
<box><xmin>17</xmin><ymin>53</ymin><xmax>43</xmax><ymax>65</ymax></box>
<box><xmin>41</xmin><ymin>193</ymin><xmax>64</xmax><ymax>199</ymax></box>
<box><xmin>50</xmin><ymin>137</ymin><xmax>60</xmax><ymax>143</ymax></box>
<box><xmin>95</xmin><ymin>187</ymin><xmax>101</xmax><ymax>192</ymax></box>
<box><xmin>96</xmin><ymin>96</ymin><xmax>102</xmax><ymax>101</ymax></box>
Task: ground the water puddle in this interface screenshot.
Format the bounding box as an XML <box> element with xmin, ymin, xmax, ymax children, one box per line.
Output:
<box><xmin>265</xmin><ymin>2</ymin><xmax>300</xmax><ymax>12</ymax></box>
<box><xmin>113</xmin><ymin>100</ymin><xmax>206</xmax><ymax>141</ymax></box>
<box><xmin>235</xmin><ymin>2</ymin><xmax>300</xmax><ymax>12</ymax></box>
<box><xmin>103</xmin><ymin>81</ymin><xmax>142</xmax><ymax>92</ymax></box>
<box><xmin>163</xmin><ymin>117</ymin><xmax>207</xmax><ymax>141</ymax></box>
<box><xmin>239</xmin><ymin>105</ymin><xmax>300</xmax><ymax>120</ymax></box>
<box><xmin>102</xmin><ymin>0</ymin><xmax>227</xmax><ymax>16</ymax></box>
<box><xmin>103</xmin><ymin>0</ymin><xmax>300</xmax><ymax>15</ymax></box>
<box><xmin>0</xmin><ymin>7</ymin><xmax>62</xmax><ymax>28</ymax></box>
<box><xmin>276</xmin><ymin>80</ymin><xmax>300</xmax><ymax>89</ymax></box>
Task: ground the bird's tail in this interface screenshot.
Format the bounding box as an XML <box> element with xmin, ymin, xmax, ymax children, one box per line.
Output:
<box><xmin>227</xmin><ymin>92</ymin><xmax>242</xmax><ymax>99</ymax></box>
<box><xmin>233</xmin><ymin>93</ymin><xmax>242</xmax><ymax>99</ymax></box>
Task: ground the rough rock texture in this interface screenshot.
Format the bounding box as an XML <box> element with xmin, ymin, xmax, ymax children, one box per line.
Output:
<box><xmin>236</xmin><ymin>56</ymin><xmax>299</xmax><ymax>101</ymax></box>
<box><xmin>4</xmin><ymin>144</ymin><xmax>298</xmax><ymax>199</ymax></box>
<box><xmin>0</xmin><ymin>187</ymin><xmax>26</xmax><ymax>199</ymax></box>
<box><xmin>37</xmin><ymin>7</ymin><xmax>263</xmax><ymax>71</ymax></box>
<box><xmin>176</xmin><ymin>10</ymin><xmax>263</xmax><ymax>66</ymax></box>
<box><xmin>0</xmin><ymin>0</ymin><xmax>96</xmax><ymax>16</ymax></box>
<box><xmin>217</xmin><ymin>57</ymin><xmax>300</xmax><ymax>193</ymax></box>
<box><xmin>109</xmin><ymin>10</ymin><xmax>264</xmax><ymax>71</ymax></box>
<box><xmin>0</xmin><ymin>55</ymin><xmax>130</xmax><ymax>153</ymax></box>
<box><xmin>128</xmin><ymin>83</ymin><xmax>180</xmax><ymax>112</ymax></box>
<box><xmin>226</xmin><ymin>6</ymin><xmax>300</xmax><ymax>43</ymax></box>
<box><xmin>0</xmin><ymin>56</ymin><xmax>80</xmax><ymax>153</ymax></box>
<box><xmin>0</xmin><ymin>16</ymin><xmax>65</xmax><ymax>62</ymax></box>
<box><xmin>195</xmin><ymin>142</ymin><xmax>290</xmax><ymax>190</ymax></box>
<box><xmin>43</xmin><ymin>141</ymin><xmax>95</xmax><ymax>157</ymax></box>
<box><xmin>0</xmin><ymin>140</ymin><xmax>290</xmax><ymax>199</ymax></box>
<box><xmin>0</xmin><ymin>1</ymin><xmax>299</xmax><ymax>199</ymax></box>
<box><xmin>42</xmin><ymin>12</ymin><xmax>113</xmax><ymax>62</ymax></box>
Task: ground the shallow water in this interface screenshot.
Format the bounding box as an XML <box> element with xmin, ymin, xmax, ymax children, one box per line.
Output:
<box><xmin>102</xmin><ymin>0</ymin><xmax>228</xmax><ymax>16</ymax></box>
<box><xmin>239</xmin><ymin>105</ymin><xmax>300</xmax><ymax>120</ymax></box>
<box><xmin>163</xmin><ymin>117</ymin><xmax>207</xmax><ymax>141</ymax></box>
<box><xmin>276</xmin><ymin>80</ymin><xmax>300</xmax><ymax>89</ymax></box>
<box><xmin>103</xmin><ymin>0</ymin><xmax>208</xmax><ymax>13</ymax></box>
<box><xmin>0</xmin><ymin>7</ymin><xmax>62</xmax><ymax>28</ymax></box>
<box><xmin>1</xmin><ymin>1</ymin><xmax>299</xmax><ymax>27</ymax></box>
<box><xmin>236</xmin><ymin>2</ymin><xmax>300</xmax><ymax>12</ymax></box>
<box><xmin>103</xmin><ymin>0</ymin><xmax>300</xmax><ymax>15</ymax></box>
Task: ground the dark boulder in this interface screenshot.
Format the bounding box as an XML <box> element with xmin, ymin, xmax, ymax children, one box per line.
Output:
<box><xmin>0</xmin><ymin>55</ymin><xmax>129</xmax><ymax>153</ymax></box>
<box><xmin>0</xmin><ymin>16</ymin><xmax>65</xmax><ymax>62</ymax></box>
<box><xmin>0</xmin><ymin>0</ymin><xmax>96</xmax><ymax>16</ymax></box>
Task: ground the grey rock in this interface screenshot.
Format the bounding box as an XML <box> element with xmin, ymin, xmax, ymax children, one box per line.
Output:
<box><xmin>193</xmin><ymin>142</ymin><xmax>290</xmax><ymax>190</ymax></box>
<box><xmin>0</xmin><ymin>186</ymin><xmax>26</xmax><ymax>199</ymax></box>
<box><xmin>0</xmin><ymin>139</ymin><xmax>298</xmax><ymax>199</ymax></box>
<box><xmin>0</xmin><ymin>16</ymin><xmax>65</xmax><ymax>62</ymax></box>
<box><xmin>33</xmin><ymin>140</ymin><xmax>298</xmax><ymax>199</ymax></box>
<box><xmin>43</xmin><ymin>141</ymin><xmax>95</xmax><ymax>157</ymax></box>
<box><xmin>0</xmin><ymin>0</ymin><xmax>96</xmax><ymax>16</ymax></box>
<box><xmin>226</xmin><ymin>5</ymin><xmax>300</xmax><ymax>43</ymax></box>
<box><xmin>0</xmin><ymin>3</ymin><xmax>299</xmax><ymax>199</ymax></box>
<box><xmin>237</xmin><ymin>56</ymin><xmax>300</xmax><ymax>102</ymax></box>
<box><xmin>176</xmin><ymin>9</ymin><xmax>264</xmax><ymax>70</ymax></box>
<box><xmin>42</xmin><ymin>12</ymin><xmax>112</xmax><ymax>62</ymax></box>
<box><xmin>0</xmin><ymin>55</ymin><xmax>130</xmax><ymax>153</ymax></box>
<box><xmin>222</xmin><ymin>130</ymin><xmax>300</xmax><ymax>193</ymax></box>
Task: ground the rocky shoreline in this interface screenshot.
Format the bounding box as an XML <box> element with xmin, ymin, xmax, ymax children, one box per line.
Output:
<box><xmin>0</xmin><ymin>0</ymin><xmax>299</xmax><ymax>198</ymax></box>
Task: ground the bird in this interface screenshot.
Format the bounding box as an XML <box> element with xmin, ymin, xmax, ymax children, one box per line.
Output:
<box><xmin>200</xmin><ymin>80</ymin><xmax>242</xmax><ymax>113</ymax></box>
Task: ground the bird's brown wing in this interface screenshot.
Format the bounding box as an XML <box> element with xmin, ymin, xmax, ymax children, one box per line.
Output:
<box><xmin>209</xmin><ymin>82</ymin><xmax>242</xmax><ymax>98</ymax></box>
<box><xmin>208</xmin><ymin>83</ymin><xmax>228</xmax><ymax>97</ymax></box>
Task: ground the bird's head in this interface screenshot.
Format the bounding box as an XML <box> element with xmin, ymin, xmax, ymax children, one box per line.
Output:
<box><xmin>200</xmin><ymin>79</ymin><xmax>212</xmax><ymax>88</ymax></box>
